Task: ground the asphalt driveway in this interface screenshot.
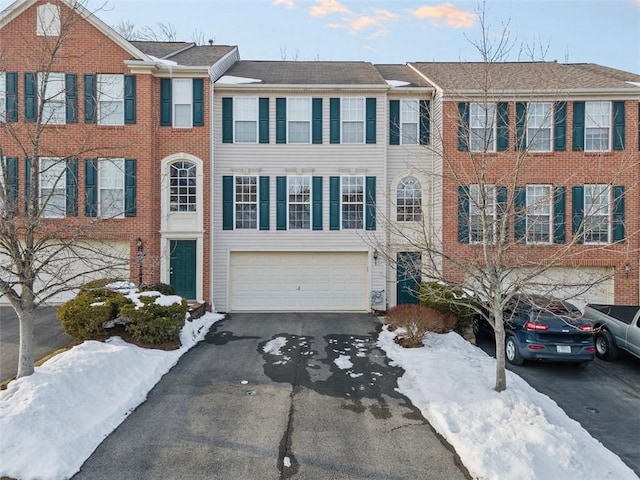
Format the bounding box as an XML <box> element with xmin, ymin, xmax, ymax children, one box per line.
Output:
<box><xmin>73</xmin><ymin>313</ymin><xmax>470</xmax><ymax>480</ymax></box>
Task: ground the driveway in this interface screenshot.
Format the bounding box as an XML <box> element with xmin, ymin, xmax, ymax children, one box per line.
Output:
<box><xmin>0</xmin><ymin>306</ymin><xmax>71</xmax><ymax>382</ymax></box>
<box><xmin>73</xmin><ymin>313</ymin><xmax>470</xmax><ymax>480</ymax></box>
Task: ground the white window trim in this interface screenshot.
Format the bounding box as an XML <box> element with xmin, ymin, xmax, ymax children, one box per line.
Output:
<box><xmin>469</xmin><ymin>184</ymin><xmax>496</xmax><ymax>244</ymax></box>
<box><xmin>287</xmin><ymin>175</ymin><xmax>312</xmax><ymax>230</ymax></box>
<box><xmin>469</xmin><ymin>102</ymin><xmax>496</xmax><ymax>153</ymax></box>
<box><xmin>36</xmin><ymin>3</ymin><xmax>60</xmax><ymax>36</ymax></box>
<box><xmin>583</xmin><ymin>184</ymin><xmax>611</xmax><ymax>244</ymax></box>
<box><xmin>0</xmin><ymin>72</ymin><xmax>6</xmax><ymax>122</ymax></box>
<box><xmin>526</xmin><ymin>102</ymin><xmax>553</xmax><ymax>153</ymax></box>
<box><xmin>234</xmin><ymin>175</ymin><xmax>258</xmax><ymax>230</ymax></box>
<box><xmin>98</xmin><ymin>158</ymin><xmax>125</xmax><ymax>218</ymax></box>
<box><xmin>172</xmin><ymin>78</ymin><xmax>193</xmax><ymax>129</ymax></box>
<box><xmin>38</xmin><ymin>157</ymin><xmax>66</xmax><ymax>218</ymax></box>
<box><xmin>525</xmin><ymin>184</ymin><xmax>553</xmax><ymax>245</ymax></box>
<box><xmin>400</xmin><ymin>99</ymin><xmax>419</xmax><ymax>145</ymax></box>
<box><xmin>340</xmin><ymin>175</ymin><xmax>365</xmax><ymax>230</ymax></box>
<box><xmin>233</xmin><ymin>97</ymin><xmax>259</xmax><ymax>144</ymax></box>
<box><xmin>341</xmin><ymin>97</ymin><xmax>365</xmax><ymax>144</ymax></box>
<box><xmin>584</xmin><ymin>101</ymin><xmax>612</xmax><ymax>153</ymax></box>
<box><xmin>287</xmin><ymin>97</ymin><xmax>312</xmax><ymax>144</ymax></box>
<box><xmin>97</xmin><ymin>74</ymin><xmax>124</xmax><ymax>126</ymax></box>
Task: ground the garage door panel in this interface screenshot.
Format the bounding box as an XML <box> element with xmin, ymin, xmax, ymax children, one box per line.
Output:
<box><xmin>230</xmin><ymin>252</ymin><xmax>368</xmax><ymax>311</ymax></box>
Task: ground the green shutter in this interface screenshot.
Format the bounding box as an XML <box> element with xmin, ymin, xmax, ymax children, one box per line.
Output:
<box><xmin>420</xmin><ymin>100</ymin><xmax>430</xmax><ymax>145</ymax></box>
<box><xmin>65</xmin><ymin>74</ymin><xmax>77</xmax><ymax>124</ymax></box>
<box><xmin>514</xmin><ymin>186</ymin><xmax>526</xmax><ymax>243</ymax></box>
<box><xmin>259</xmin><ymin>176</ymin><xmax>270</xmax><ymax>230</ymax></box>
<box><xmin>553</xmin><ymin>186</ymin><xmax>566</xmax><ymax>244</ymax></box>
<box><xmin>84</xmin><ymin>158</ymin><xmax>97</xmax><ymax>217</ymax></box>
<box><xmin>222</xmin><ymin>176</ymin><xmax>233</xmax><ymax>230</ymax></box>
<box><xmin>515</xmin><ymin>102</ymin><xmax>526</xmax><ymax>151</ymax></box>
<box><xmin>222</xmin><ymin>97</ymin><xmax>233</xmax><ymax>143</ymax></box>
<box><xmin>389</xmin><ymin>100</ymin><xmax>400</xmax><ymax>145</ymax></box>
<box><xmin>613</xmin><ymin>101</ymin><xmax>625</xmax><ymax>151</ymax></box>
<box><xmin>571</xmin><ymin>186</ymin><xmax>584</xmax><ymax>243</ymax></box>
<box><xmin>496</xmin><ymin>186</ymin><xmax>508</xmax><ymax>242</ymax></box>
<box><xmin>276</xmin><ymin>176</ymin><xmax>286</xmax><ymax>230</ymax></box>
<box><xmin>275</xmin><ymin>97</ymin><xmax>286</xmax><ymax>143</ymax></box>
<box><xmin>124</xmin><ymin>75</ymin><xmax>136</xmax><ymax>125</ymax></box>
<box><xmin>613</xmin><ymin>186</ymin><xmax>625</xmax><ymax>242</ymax></box>
<box><xmin>312</xmin><ymin>98</ymin><xmax>322</xmax><ymax>144</ymax></box>
<box><xmin>5</xmin><ymin>156</ymin><xmax>18</xmax><ymax>204</ymax></box>
<box><xmin>365</xmin><ymin>176</ymin><xmax>376</xmax><ymax>230</ymax></box>
<box><xmin>329</xmin><ymin>176</ymin><xmax>340</xmax><ymax>230</ymax></box>
<box><xmin>124</xmin><ymin>159</ymin><xmax>136</xmax><ymax>217</ymax></box>
<box><xmin>572</xmin><ymin>102</ymin><xmax>585</xmax><ymax>151</ymax></box>
<box><xmin>554</xmin><ymin>102</ymin><xmax>567</xmax><ymax>151</ymax></box>
<box><xmin>24</xmin><ymin>73</ymin><xmax>36</xmax><ymax>123</ymax></box>
<box><xmin>329</xmin><ymin>98</ymin><xmax>340</xmax><ymax>144</ymax></box>
<box><xmin>6</xmin><ymin>72</ymin><xmax>17</xmax><ymax>122</ymax></box>
<box><xmin>24</xmin><ymin>157</ymin><xmax>33</xmax><ymax>214</ymax></box>
<box><xmin>83</xmin><ymin>74</ymin><xmax>96</xmax><ymax>124</ymax></box>
<box><xmin>160</xmin><ymin>78</ymin><xmax>171</xmax><ymax>126</ymax></box>
<box><xmin>259</xmin><ymin>97</ymin><xmax>269</xmax><ymax>143</ymax></box>
<box><xmin>192</xmin><ymin>78</ymin><xmax>204</xmax><ymax>127</ymax></box>
<box><xmin>497</xmin><ymin>102</ymin><xmax>509</xmax><ymax>151</ymax></box>
<box><xmin>366</xmin><ymin>98</ymin><xmax>376</xmax><ymax>144</ymax></box>
<box><xmin>457</xmin><ymin>185</ymin><xmax>469</xmax><ymax>243</ymax></box>
<box><xmin>65</xmin><ymin>157</ymin><xmax>78</xmax><ymax>217</ymax></box>
<box><xmin>312</xmin><ymin>176</ymin><xmax>322</xmax><ymax>230</ymax></box>
<box><xmin>458</xmin><ymin>102</ymin><xmax>469</xmax><ymax>151</ymax></box>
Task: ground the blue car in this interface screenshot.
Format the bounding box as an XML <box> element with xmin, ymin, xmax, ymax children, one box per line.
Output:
<box><xmin>473</xmin><ymin>294</ymin><xmax>596</xmax><ymax>368</ymax></box>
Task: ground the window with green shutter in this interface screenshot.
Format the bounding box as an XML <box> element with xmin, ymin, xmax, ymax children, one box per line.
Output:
<box><xmin>84</xmin><ymin>158</ymin><xmax>97</xmax><ymax>217</ymax></box>
<box><xmin>5</xmin><ymin>73</ymin><xmax>18</xmax><ymax>122</ymax></box>
<box><xmin>222</xmin><ymin>98</ymin><xmax>233</xmax><ymax>143</ymax></box>
<box><xmin>389</xmin><ymin>100</ymin><xmax>400</xmax><ymax>145</ymax></box>
<box><xmin>419</xmin><ymin>100</ymin><xmax>430</xmax><ymax>145</ymax></box>
<box><xmin>553</xmin><ymin>186</ymin><xmax>566</xmax><ymax>244</ymax></box>
<box><xmin>329</xmin><ymin>98</ymin><xmax>340</xmax><ymax>144</ymax></box>
<box><xmin>66</xmin><ymin>157</ymin><xmax>78</xmax><ymax>217</ymax></box>
<box><xmin>124</xmin><ymin>159</ymin><xmax>136</xmax><ymax>217</ymax></box>
<box><xmin>365</xmin><ymin>98</ymin><xmax>376</xmax><ymax>144</ymax></box>
<box><xmin>329</xmin><ymin>176</ymin><xmax>340</xmax><ymax>229</ymax></box>
<box><xmin>24</xmin><ymin>73</ymin><xmax>36</xmax><ymax>123</ymax></box>
<box><xmin>65</xmin><ymin>74</ymin><xmax>77</xmax><ymax>124</ymax></box>
<box><xmin>457</xmin><ymin>185</ymin><xmax>469</xmax><ymax>243</ymax></box>
<box><xmin>312</xmin><ymin>98</ymin><xmax>323</xmax><ymax>144</ymax></box>
<box><xmin>192</xmin><ymin>78</ymin><xmax>204</xmax><ymax>127</ymax></box>
<box><xmin>124</xmin><ymin>75</ymin><xmax>136</xmax><ymax>125</ymax></box>
<box><xmin>572</xmin><ymin>102</ymin><xmax>585</xmax><ymax>151</ymax></box>
<box><xmin>259</xmin><ymin>176</ymin><xmax>270</xmax><ymax>230</ymax></box>
<box><xmin>160</xmin><ymin>78</ymin><xmax>171</xmax><ymax>126</ymax></box>
<box><xmin>612</xmin><ymin>101</ymin><xmax>625</xmax><ymax>151</ymax></box>
<box><xmin>222</xmin><ymin>176</ymin><xmax>233</xmax><ymax>230</ymax></box>
<box><xmin>496</xmin><ymin>102</ymin><xmax>509</xmax><ymax>151</ymax></box>
<box><xmin>365</xmin><ymin>176</ymin><xmax>376</xmax><ymax>230</ymax></box>
<box><xmin>84</xmin><ymin>74</ymin><xmax>96</xmax><ymax>124</ymax></box>
<box><xmin>457</xmin><ymin>102</ymin><xmax>469</xmax><ymax>151</ymax></box>
<box><xmin>276</xmin><ymin>176</ymin><xmax>287</xmax><ymax>230</ymax></box>
<box><xmin>5</xmin><ymin>156</ymin><xmax>18</xmax><ymax>206</ymax></box>
<box><xmin>276</xmin><ymin>98</ymin><xmax>286</xmax><ymax>144</ymax></box>
<box><xmin>259</xmin><ymin>98</ymin><xmax>269</xmax><ymax>143</ymax></box>
<box><xmin>554</xmin><ymin>102</ymin><xmax>567</xmax><ymax>151</ymax></box>
<box><xmin>312</xmin><ymin>176</ymin><xmax>323</xmax><ymax>230</ymax></box>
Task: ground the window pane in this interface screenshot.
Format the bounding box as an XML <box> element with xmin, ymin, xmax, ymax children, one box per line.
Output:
<box><xmin>0</xmin><ymin>73</ymin><xmax>5</xmax><ymax>121</ymax></box>
<box><xmin>170</xmin><ymin>161</ymin><xmax>197</xmax><ymax>212</ymax></box>
<box><xmin>341</xmin><ymin>176</ymin><xmax>364</xmax><ymax>229</ymax></box>
<box><xmin>235</xmin><ymin>176</ymin><xmax>257</xmax><ymax>229</ymax></box>
<box><xmin>584</xmin><ymin>185</ymin><xmax>610</xmax><ymax>243</ymax></box>
<box><xmin>341</xmin><ymin>98</ymin><xmax>364</xmax><ymax>144</ymax></box>
<box><xmin>174</xmin><ymin>104</ymin><xmax>191</xmax><ymax>128</ymax></box>
<box><xmin>400</xmin><ymin>100</ymin><xmax>418</xmax><ymax>145</ymax></box>
<box><xmin>469</xmin><ymin>184</ymin><xmax>495</xmax><ymax>243</ymax></box>
<box><xmin>585</xmin><ymin>102</ymin><xmax>611</xmax><ymax>152</ymax></box>
<box><xmin>39</xmin><ymin>158</ymin><xmax>66</xmax><ymax>217</ymax></box>
<box><xmin>98</xmin><ymin>75</ymin><xmax>124</xmax><ymax>125</ymax></box>
<box><xmin>397</xmin><ymin>176</ymin><xmax>422</xmax><ymax>222</ymax></box>
<box><xmin>40</xmin><ymin>73</ymin><xmax>65</xmax><ymax>125</ymax></box>
<box><xmin>288</xmin><ymin>122</ymin><xmax>310</xmax><ymax>143</ymax></box>
<box><xmin>526</xmin><ymin>103</ymin><xmax>552</xmax><ymax>152</ymax></box>
<box><xmin>342</xmin><ymin>122</ymin><xmax>364</xmax><ymax>144</ymax></box>
<box><xmin>470</xmin><ymin>103</ymin><xmax>495</xmax><ymax>152</ymax></box>
<box><xmin>288</xmin><ymin>176</ymin><xmax>311</xmax><ymax>229</ymax></box>
<box><xmin>235</xmin><ymin>121</ymin><xmax>257</xmax><ymax>143</ymax></box>
<box><xmin>526</xmin><ymin>185</ymin><xmax>551</xmax><ymax>243</ymax></box>
<box><xmin>99</xmin><ymin>159</ymin><xmax>124</xmax><ymax>217</ymax></box>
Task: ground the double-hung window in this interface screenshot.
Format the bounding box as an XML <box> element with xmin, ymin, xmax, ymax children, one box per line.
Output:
<box><xmin>469</xmin><ymin>103</ymin><xmax>496</xmax><ymax>152</ymax></box>
<box><xmin>341</xmin><ymin>98</ymin><xmax>365</xmax><ymax>144</ymax></box>
<box><xmin>288</xmin><ymin>98</ymin><xmax>311</xmax><ymax>143</ymax></box>
<box><xmin>397</xmin><ymin>176</ymin><xmax>422</xmax><ymax>222</ymax></box>
<box><xmin>98</xmin><ymin>158</ymin><xmax>125</xmax><ymax>218</ymax></box>
<box><xmin>288</xmin><ymin>176</ymin><xmax>311</xmax><ymax>229</ymax></box>
<box><xmin>36</xmin><ymin>3</ymin><xmax>60</xmax><ymax>36</ymax></box>
<box><xmin>341</xmin><ymin>176</ymin><xmax>364</xmax><ymax>229</ymax></box>
<box><xmin>169</xmin><ymin>161</ymin><xmax>196</xmax><ymax>212</ymax></box>
<box><xmin>39</xmin><ymin>72</ymin><xmax>65</xmax><ymax>125</ymax></box>
<box><xmin>583</xmin><ymin>184</ymin><xmax>610</xmax><ymax>243</ymax></box>
<box><xmin>235</xmin><ymin>175</ymin><xmax>257</xmax><ymax>228</ymax></box>
<box><xmin>400</xmin><ymin>100</ymin><xmax>419</xmax><ymax>145</ymax></box>
<box><xmin>234</xmin><ymin>98</ymin><xmax>258</xmax><ymax>143</ymax></box>
<box><xmin>526</xmin><ymin>103</ymin><xmax>552</xmax><ymax>152</ymax></box>
<box><xmin>469</xmin><ymin>184</ymin><xmax>496</xmax><ymax>243</ymax></box>
<box><xmin>0</xmin><ymin>73</ymin><xmax>5</xmax><ymax>122</ymax></box>
<box><xmin>39</xmin><ymin>157</ymin><xmax>66</xmax><ymax>217</ymax></box>
<box><xmin>172</xmin><ymin>79</ymin><xmax>192</xmax><ymax>128</ymax></box>
<box><xmin>526</xmin><ymin>185</ymin><xmax>552</xmax><ymax>243</ymax></box>
<box><xmin>97</xmin><ymin>74</ymin><xmax>124</xmax><ymax>125</ymax></box>
<box><xmin>585</xmin><ymin>102</ymin><xmax>611</xmax><ymax>152</ymax></box>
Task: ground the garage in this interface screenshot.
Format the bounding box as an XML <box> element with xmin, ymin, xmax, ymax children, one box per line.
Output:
<box><xmin>229</xmin><ymin>252</ymin><xmax>368</xmax><ymax>311</ymax></box>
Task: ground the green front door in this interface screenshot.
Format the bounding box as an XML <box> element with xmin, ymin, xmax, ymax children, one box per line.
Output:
<box><xmin>170</xmin><ymin>240</ymin><xmax>197</xmax><ymax>299</ymax></box>
<box><xmin>397</xmin><ymin>252</ymin><xmax>421</xmax><ymax>305</ymax></box>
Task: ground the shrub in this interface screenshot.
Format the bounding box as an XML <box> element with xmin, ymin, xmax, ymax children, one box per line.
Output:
<box><xmin>121</xmin><ymin>295</ymin><xmax>187</xmax><ymax>345</ymax></box>
<box><xmin>141</xmin><ymin>282</ymin><xmax>177</xmax><ymax>296</ymax></box>
<box><xmin>384</xmin><ymin>304</ymin><xmax>457</xmax><ymax>348</ymax></box>
<box><xmin>57</xmin><ymin>293</ymin><xmax>114</xmax><ymax>340</ymax></box>
<box><xmin>80</xmin><ymin>278</ymin><xmax>126</xmax><ymax>292</ymax></box>
<box><xmin>420</xmin><ymin>282</ymin><xmax>482</xmax><ymax>331</ymax></box>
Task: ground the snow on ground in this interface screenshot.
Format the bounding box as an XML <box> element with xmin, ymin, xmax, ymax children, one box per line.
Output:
<box><xmin>216</xmin><ymin>75</ymin><xmax>262</xmax><ymax>84</ymax></box>
<box><xmin>378</xmin><ymin>327</ymin><xmax>639</xmax><ymax>480</ymax></box>
<box><xmin>0</xmin><ymin>312</ymin><xmax>224</xmax><ymax>480</ymax></box>
<box><xmin>334</xmin><ymin>354</ymin><xmax>353</xmax><ymax>370</ymax></box>
<box><xmin>263</xmin><ymin>336</ymin><xmax>287</xmax><ymax>355</ymax></box>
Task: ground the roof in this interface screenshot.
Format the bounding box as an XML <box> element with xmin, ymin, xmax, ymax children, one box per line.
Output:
<box><xmin>130</xmin><ymin>41</ymin><xmax>193</xmax><ymax>59</ymax></box>
<box><xmin>409</xmin><ymin>62</ymin><xmax>640</xmax><ymax>91</ymax></box>
<box><xmin>374</xmin><ymin>64</ymin><xmax>434</xmax><ymax>88</ymax></box>
<box><xmin>217</xmin><ymin>61</ymin><xmax>388</xmax><ymax>86</ymax></box>
<box><xmin>167</xmin><ymin>45</ymin><xmax>237</xmax><ymax>67</ymax></box>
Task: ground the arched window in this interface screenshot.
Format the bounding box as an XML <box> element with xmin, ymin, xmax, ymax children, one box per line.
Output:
<box><xmin>397</xmin><ymin>176</ymin><xmax>422</xmax><ymax>222</ymax></box>
<box><xmin>170</xmin><ymin>161</ymin><xmax>197</xmax><ymax>212</ymax></box>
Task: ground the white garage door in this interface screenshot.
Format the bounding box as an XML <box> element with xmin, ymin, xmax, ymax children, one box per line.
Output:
<box><xmin>229</xmin><ymin>252</ymin><xmax>368</xmax><ymax>311</ymax></box>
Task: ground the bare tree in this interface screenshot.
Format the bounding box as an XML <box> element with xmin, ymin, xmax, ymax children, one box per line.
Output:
<box><xmin>0</xmin><ymin>0</ymin><xmax>137</xmax><ymax>378</ymax></box>
<box><xmin>137</xmin><ymin>22</ymin><xmax>177</xmax><ymax>42</ymax></box>
<box><xmin>113</xmin><ymin>19</ymin><xmax>137</xmax><ymax>41</ymax></box>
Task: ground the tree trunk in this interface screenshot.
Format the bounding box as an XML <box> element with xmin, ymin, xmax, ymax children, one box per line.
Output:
<box><xmin>16</xmin><ymin>301</ymin><xmax>36</xmax><ymax>378</ymax></box>
<box><xmin>493</xmin><ymin>312</ymin><xmax>507</xmax><ymax>392</ymax></box>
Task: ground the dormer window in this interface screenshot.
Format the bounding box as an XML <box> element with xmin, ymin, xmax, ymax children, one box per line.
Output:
<box><xmin>36</xmin><ymin>3</ymin><xmax>60</xmax><ymax>36</ymax></box>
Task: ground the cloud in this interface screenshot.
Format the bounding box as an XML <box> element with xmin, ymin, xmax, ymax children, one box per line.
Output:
<box><xmin>273</xmin><ymin>0</ymin><xmax>295</xmax><ymax>8</ymax></box>
<box><xmin>310</xmin><ymin>0</ymin><xmax>351</xmax><ymax>17</ymax></box>
<box><xmin>410</xmin><ymin>3</ymin><xmax>476</xmax><ymax>28</ymax></box>
<box><xmin>325</xmin><ymin>9</ymin><xmax>399</xmax><ymax>37</ymax></box>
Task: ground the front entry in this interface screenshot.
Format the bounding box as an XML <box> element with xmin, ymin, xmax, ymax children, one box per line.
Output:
<box><xmin>170</xmin><ymin>240</ymin><xmax>196</xmax><ymax>299</ymax></box>
<box><xmin>397</xmin><ymin>252</ymin><xmax>421</xmax><ymax>305</ymax></box>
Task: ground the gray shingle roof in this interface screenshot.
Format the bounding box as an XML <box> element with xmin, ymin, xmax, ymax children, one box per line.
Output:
<box><xmin>218</xmin><ymin>61</ymin><xmax>387</xmax><ymax>85</ymax></box>
<box><xmin>409</xmin><ymin>62</ymin><xmax>640</xmax><ymax>91</ymax></box>
<box><xmin>130</xmin><ymin>41</ymin><xmax>193</xmax><ymax>59</ymax></box>
<box><xmin>167</xmin><ymin>45</ymin><xmax>236</xmax><ymax>66</ymax></box>
<box><xmin>374</xmin><ymin>64</ymin><xmax>434</xmax><ymax>88</ymax></box>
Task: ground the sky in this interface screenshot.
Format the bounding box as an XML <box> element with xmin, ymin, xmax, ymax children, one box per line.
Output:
<box><xmin>43</xmin><ymin>0</ymin><xmax>640</xmax><ymax>74</ymax></box>
<box><xmin>1</xmin><ymin>298</ymin><xmax>638</xmax><ymax>479</ymax></box>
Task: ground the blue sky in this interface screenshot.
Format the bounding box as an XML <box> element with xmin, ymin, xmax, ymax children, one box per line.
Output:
<box><xmin>4</xmin><ymin>0</ymin><xmax>640</xmax><ymax>73</ymax></box>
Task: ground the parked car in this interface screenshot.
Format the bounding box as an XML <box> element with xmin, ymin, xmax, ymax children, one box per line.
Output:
<box><xmin>582</xmin><ymin>304</ymin><xmax>640</xmax><ymax>361</ymax></box>
<box><xmin>473</xmin><ymin>294</ymin><xmax>596</xmax><ymax>367</ymax></box>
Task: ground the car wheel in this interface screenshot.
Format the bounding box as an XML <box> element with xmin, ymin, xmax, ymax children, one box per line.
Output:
<box><xmin>595</xmin><ymin>329</ymin><xmax>618</xmax><ymax>361</ymax></box>
<box><xmin>505</xmin><ymin>336</ymin><xmax>524</xmax><ymax>366</ymax></box>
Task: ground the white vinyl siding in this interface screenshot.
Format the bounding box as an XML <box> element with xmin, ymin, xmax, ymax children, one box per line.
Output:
<box><xmin>36</xmin><ymin>3</ymin><xmax>60</xmax><ymax>36</ymax></box>
<box><xmin>97</xmin><ymin>74</ymin><xmax>124</xmax><ymax>126</ymax></box>
<box><xmin>234</xmin><ymin>97</ymin><xmax>258</xmax><ymax>143</ymax></box>
<box><xmin>526</xmin><ymin>103</ymin><xmax>552</xmax><ymax>152</ymax></box>
<box><xmin>469</xmin><ymin>103</ymin><xmax>496</xmax><ymax>152</ymax></box>
<box><xmin>39</xmin><ymin>72</ymin><xmax>65</xmax><ymax>125</ymax></box>
<box><xmin>98</xmin><ymin>158</ymin><xmax>125</xmax><ymax>218</ymax></box>
<box><xmin>173</xmin><ymin>79</ymin><xmax>193</xmax><ymax>128</ymax></box>
<box><xmin>341</xmin><ymin>98</ymin><xmax>365</xmax><ymax>144</ymax></box>
<box><xmin>585</xmin><ymin>102</ymin><xmax>611</xmax><ymax>152</ymax></box>
<box><xmin>584</xmin><ymin>184</ymin><xmax>611</xmax><ymax>244</ymax></box>
<box><xmin>287</xmin><ymin>98</ymin><xmax>311</xmax><ymax>143</ymax></box>
<box><xmin>526</xmin><ymin>184</ymin><xmax>552</xmax><ymax>244</ymax></box>
<box><xmin>400</xmin><ymin>100</ymin><xmax>419</xmax><ymax>145</ymax></box>
<box><xmin>39</xmin><ymin>157</ymin><xmax>66</xmax><ymax>218</ymax></box>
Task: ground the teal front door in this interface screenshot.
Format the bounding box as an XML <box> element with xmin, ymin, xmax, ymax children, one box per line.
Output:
<box><xmin>397</xmin><ymin>252</ymin><xmax>421</xmax><ymax>305</ymax></box>
<box><xmin>170</xmin><ymin>240</ymin><xmax>196</xmax><ymax>299</ymax></box>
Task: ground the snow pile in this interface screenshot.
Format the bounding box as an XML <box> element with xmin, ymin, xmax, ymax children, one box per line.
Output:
<box><xmin>216</xmin><ymin>75</ymin><xmax>262</xmax><ymax>84</ymax></box>
<box><xmin>378</xmin><ymin>328</ymin><xmax>639</xmax><ymax>480</ymax></box>
<box><xmin>386</xmin><ymin>79</ymin><xmax>411</xmax><ymax>87</ymax></box>
<box><xmin>0</xmin><ymin>311</ymin><xmax>224</xmax><ymax>480</ymax></box>
<box><xmin>263</xmin><ymin>336</ymin><xmax>287</xmax><ymax>355</ymax></box>
<box><xmin>334</xmin><ymin>354</ymin><xmax>353</xmax><ymax>370</ymax></box>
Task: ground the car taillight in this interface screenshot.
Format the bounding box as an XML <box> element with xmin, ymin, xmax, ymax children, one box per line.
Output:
<box><xmin>579</xmin><ymin>325</ymin><xmax>593</xmax><ymax>332</ymax></box>
<box><xmin>586</xmin><ymin>347</ymin><xmax>596</xmax><ymax>352</ymax></box>
<box><xmin>528</xmin><ymin>345</ymin><xmax>544</xmax><ymax>350</ymax></box>
<box><xmin>525</xmin><ymin>322</ymin><xmax>549</xmax><ymax>331</ymax></box>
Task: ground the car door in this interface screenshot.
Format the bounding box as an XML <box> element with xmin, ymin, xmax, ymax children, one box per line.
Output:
<box><xmin>626</xmin><ymin>315</ymin><xmax>640</xmax><ymax>358</ymax></box>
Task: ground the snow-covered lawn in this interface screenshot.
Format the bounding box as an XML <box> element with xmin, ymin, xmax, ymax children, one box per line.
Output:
<box><xmin>378</xmin><ymin>327</ymin><xmax>639</xmax><ymax>480</ymax></box>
